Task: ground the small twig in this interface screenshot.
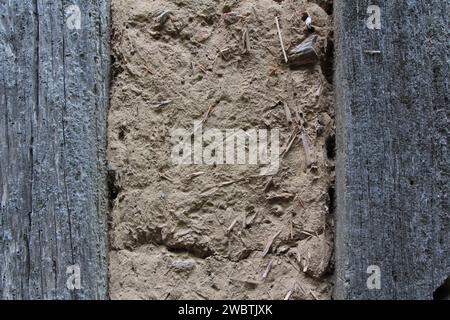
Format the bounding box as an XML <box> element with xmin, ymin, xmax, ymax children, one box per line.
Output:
<box><xmin>214</xmin><ymin>211</ymin><xmax>223</xmax><ymax>225</ymax></box>
<box><xmin>227</xmin><ymin>218</ymin><xmax>238</xmax><ymax>233</ymax></box>
<box><xmin>160</xmin><ymin>173</ymin><xmax>174</xmax><ymax>183</ymax></box>
<box><xmin>284</xmin><ymin>288</ymin><xmax>294</xmax><ymax>300</ymax></box>
<box><xmin>186</xmin><ymin>171</ymin><xmax>205</xmax><ymax>179</ymax></box>
<box><xmin>242</xmin><ymin>28</ymin><xmax>251</xmax><ymax>53</ymax></box>
<box><xmin>218</xmin><ymin>180</ymin><xmax>239</xmax><ymax>187</ymax></box>
<box><xmin>262</xmin><ymin>229</ymin><xmax>282</xmax><ymax>257</ymax></box>
<box><xmin>275</xmin><ymin>17</ymin><xmax>288</xmax><ymax>63</ymax></box>
<box><xmin>296</xmin><ymin>195</ymin><xmax>305</xmax><ymax>209</ymax></box>
<box><xmin>310</xmin><ymin>291</ymin><xmax>319</xmax><ymax>300</ymax></box>
<box><xmin>293</xmin><ymin>109</ymin><xmax>312</xmax><ymax>166</ymax></box>
<box><xmin>289</xmin><ymin>219</ymin><xmax>293</xmax><ymax>240</ymax></box>
<box><xmin>262</xmin><ymin>259</ymin><xmax>274</xmax><ymax>281</ymax></box>
<box><xmin>301</xmin><ymin>131</ymin><xmax>312</xmax><ymax>167</ymax></box>
<box><xmin>300</xmin><ymin>230</ymin><xmax>316</xmax><ymax>237</ymax></box>
<box><xmin>263</xmin><ymin>127</ymin><xmax>299</xmax><ymax>191</ymax></box>
<box><xmin>303</xmin><ymin>250</ymin><xmax>311</xmax><ymax>272</ymax></box>
<box><xmin>281</xmin><ymin>127</ymin><xmax>299</xmax><ymax>159</ymax></box>
<box><xmin>263</xmin><ymin>177</ymin><xmax>273</xmax><ymax>192</ymax></box>
<box><xmin>201</xmin><ymin>178</ymin><xmax>246</xmax><ymax>196</ymax></box>
<box><xmin>194</xmin><ymin>291</ymin><xmax>209</xmax><ymax>300</ymax></box>
<box><xmin>295</xmin><ymin>283</ymin><xmax>306</xmax><ymax>297</ymax></box>
<box><xmin>287</xmin><ymin>256</ymin><xmax>300</xmax><ymax>272</ymax></box>
<box><xmin>200</xmin><ymin>187</ymin><xmax>218</xmax><ymax>197</ymax></box>
<box><xmin>219</xmin><ymin>47</ymin><xmax>232</xmax><ymax>61</ymax></box>
<box><xmin>202</xmin><ymin>104</ymin><xmax>216</xmax><ymax>124</ymax></box>
<box><xmin>284</xmin><ymin>103</ymin><xmax>292</xmax><ymax>124</ymax></box>
<box><xmin>251</xmin><ymin>5</ymin><xmax>259</xmax><ymax>22</ymax></box>
<box><xmin>150</xmin><ymin>100</ymin><xmax>172</xmax><ymax>109</ymax></box>
<box><xmin>197</xmin><ymin>63</ymin><xmax>208</xmax><ymax>74</ymax></box>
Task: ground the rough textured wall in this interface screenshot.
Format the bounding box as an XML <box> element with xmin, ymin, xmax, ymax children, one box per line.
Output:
<box><xmin>334</xmin><ymin>0</ymin><xmax>450</xmax><ymax>299</ymax></box>
<box><xmin>0</xmin><ymin>0</ymin><xmax>110</xmax><ymax>299</ymax></box>
<box><xmin>108</xmin><ymin>0</ymin><xmax>335</xmax><ymax>299</ymax></box>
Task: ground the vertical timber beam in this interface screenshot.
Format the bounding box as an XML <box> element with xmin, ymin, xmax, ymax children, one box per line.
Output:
<box><xmin>334</xmin><ymin>0</ymin><xmax>449</xmax><ymax>299</ymax></box>
<box><xmin>0</xmin><ymin>0</ymin><xmax>110</xmax><ymax>299</ymax></box>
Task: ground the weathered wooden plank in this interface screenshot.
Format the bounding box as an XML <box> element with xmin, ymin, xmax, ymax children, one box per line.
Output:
<box><xmin>334</xmin><ymin>1</ymin><xmax>449</xmax><ymax>299</ymax></box>
<box><xmin>0</xmin><ymin>0</ymin><xmax>110</xmax><ymax>299</ymax></box>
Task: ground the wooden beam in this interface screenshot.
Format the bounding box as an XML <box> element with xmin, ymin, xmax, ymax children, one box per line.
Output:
<box><xmin>0</xmin><ymin>0</ymin><xmax>110</xmax><ymax>299</ymax></box>
<box><xmin>334</xmin><ymin>1</ymin><xmax>450</xmax><ymax>299</ymax></box>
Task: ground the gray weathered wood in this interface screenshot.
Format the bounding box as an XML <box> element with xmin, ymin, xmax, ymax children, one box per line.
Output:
<box><xmin>0</xmin><ymin>0</ymin><xmax>110</xmax><ymax>299</ymax></box>
<box><xmin>334</xmin><ymin>0</ymin><xmax>449</xmax><ymax>299</ymax></box>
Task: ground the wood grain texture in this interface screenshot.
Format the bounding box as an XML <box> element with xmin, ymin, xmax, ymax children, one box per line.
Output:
<box><xmin>0</xmin><ymin>0</ymin><xmax>110</xmax><ymax>299</ymax></box>
<box><xmin>334</xmin><ymin>0</ymin><xmax>449</xmax><ymax>299</ymax></box>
